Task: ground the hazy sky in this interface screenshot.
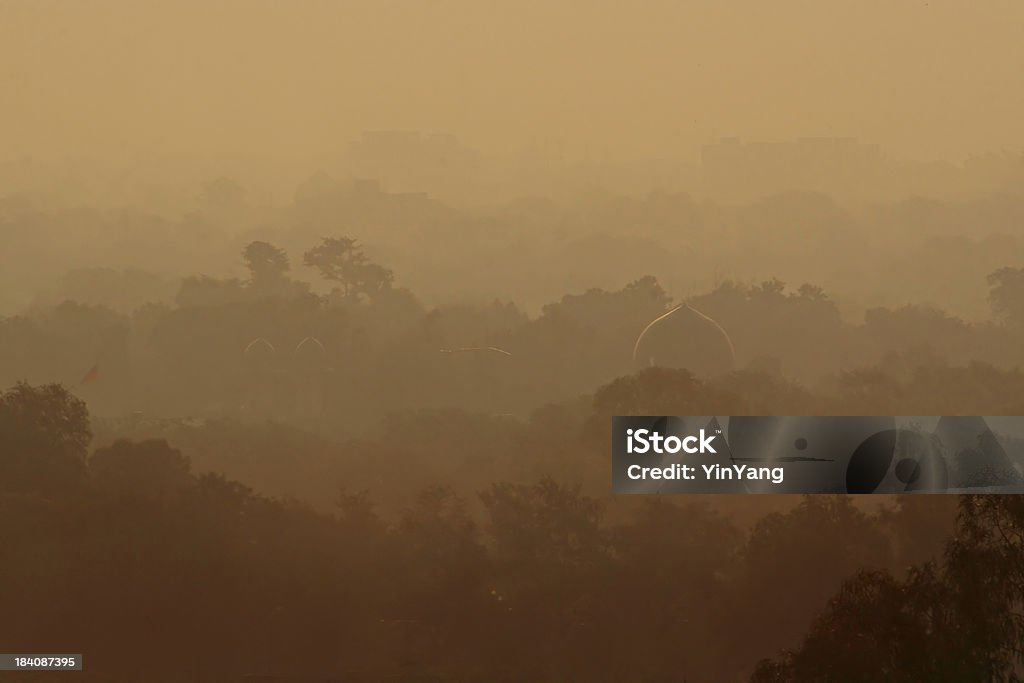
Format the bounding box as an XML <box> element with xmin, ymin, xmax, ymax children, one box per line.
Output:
<box><xmin>3</xmin><ymin>0</ymin><xmax>1023</xmax><ymax>164</ymax></box>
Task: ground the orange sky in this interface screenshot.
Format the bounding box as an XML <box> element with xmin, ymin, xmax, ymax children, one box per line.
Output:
<box><xmin>2</xmin><ymin>0</ymin><xmax>1023</xmax><ymax>164</ymax></box>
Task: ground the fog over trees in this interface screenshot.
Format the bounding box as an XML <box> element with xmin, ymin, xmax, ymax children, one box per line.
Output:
<box><xmin>4</xmin><ymin>198</ymin><xmax>1024</xmax><ymax>679</ymax></box>
<box><xmin>4</xmin><ymin>2</ymin><xmax>1024</xmax><ymax>680</ymax></box>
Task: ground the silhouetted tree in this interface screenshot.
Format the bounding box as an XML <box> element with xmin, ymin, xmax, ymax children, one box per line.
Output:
<box><xmin>304</xmin><ymin>236</ymin><xmax>394</xmax><ymax>301</ymax></box>
<box><xmin>750</xmin><ymin>566</ymin><xmax>952</xmax><ymax>683</ymax></box>
<box><xmin>728</xmin><ymin>496</ymin><xmax>894</xmax><ymax>679</ymax></box>
<box><xmin>242</xmin><ymin>240</ymin><xmax>290</xmax><ymax>288</ymax></box>
<box><xmin>754</xmin><ymin>496</ymin><xmax>1024</xmax><ymax>682</ymax></box>
<box><xmin>988</xmin><ymin>266</ymin><xmax>1024</xmax><ymax>326</ymax></box>
<box><xmin>90</xmin><ymin>438</ymin><xmax>194</xmax><ymax>503</ymax></box>
<box><xmin>0</xmin><ymin>382</ymin><xmax>90</xmax><ymax>492</ymax></box>
<box><xmin>946</xmin><ymin>495</ymin><xmax>1024</xmax><ymax>679</ymax></box>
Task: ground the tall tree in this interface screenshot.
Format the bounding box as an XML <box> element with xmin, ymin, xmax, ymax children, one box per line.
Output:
<box><xmin>303</xmin><ymin>236</ymin><xmax>394</xmax><ymax>301</ymax></box>
<box><xmin>988</xmin><ymin>266</ymin><xmax>1024</xmax><ymax>326</ymax></box>
<box><xmin>242</xmin><ymin>241</ymin><xmax>290</xmax><ymax>288</ymax></box>
<box><xmin>0</xmin><ymin>382</ymin><xmax>90</xmax><ymax>492</ymax></box>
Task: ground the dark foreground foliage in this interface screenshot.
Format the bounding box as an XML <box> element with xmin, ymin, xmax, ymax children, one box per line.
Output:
<box><xmin>5</xmin><ymin>382</ymin><xmax>1020</xmax><ymax>682</ymax></box>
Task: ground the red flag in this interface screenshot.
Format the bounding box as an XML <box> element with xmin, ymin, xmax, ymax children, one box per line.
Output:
<box><xmin>80</xmin><ymin>364</ymin><xmax>100</xmax><ymax>385</ymax></box>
